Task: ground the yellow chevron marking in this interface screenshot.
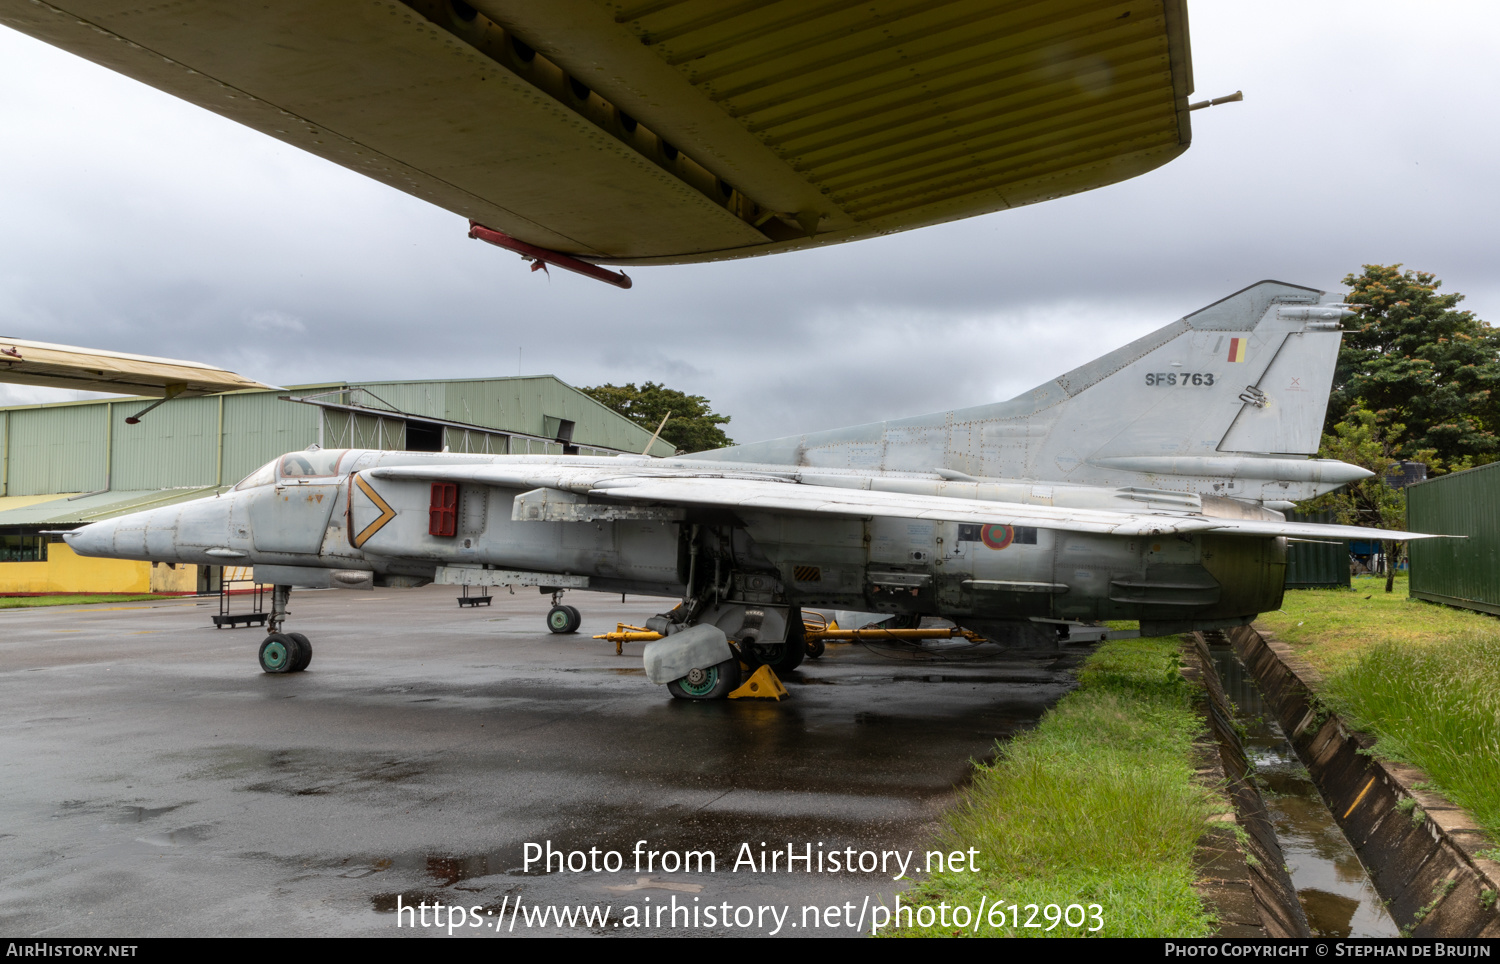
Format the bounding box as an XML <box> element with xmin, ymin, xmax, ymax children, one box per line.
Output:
<box><xmin>352</xmin><ymin>475</ymin><xmax>397</xmax><ymax>548</ymax></box>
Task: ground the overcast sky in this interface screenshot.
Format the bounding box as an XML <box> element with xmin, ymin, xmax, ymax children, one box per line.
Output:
<box><xmin>2</xmin><ymin>3</ymin><xmax>1497</xmax><ymax>445</ymax></box>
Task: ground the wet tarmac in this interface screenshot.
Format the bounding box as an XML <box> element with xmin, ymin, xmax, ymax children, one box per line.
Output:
<box><xmin>0</xmin><ymin>588</ymin><xmax>1083</xmax><ymax>937</ymax></box>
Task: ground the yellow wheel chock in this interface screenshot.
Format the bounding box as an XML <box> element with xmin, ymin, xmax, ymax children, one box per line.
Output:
<box><xmin>729</xmin><ymin>665</ymin><xmax>788</xmax><ymax>701</ymax></box>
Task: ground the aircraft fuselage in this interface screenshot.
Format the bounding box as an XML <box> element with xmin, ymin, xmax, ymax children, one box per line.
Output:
<box><xmin>65</xmin><ymin>448</ymin><xmax>1285</xmax><ymax>639</ymax></box>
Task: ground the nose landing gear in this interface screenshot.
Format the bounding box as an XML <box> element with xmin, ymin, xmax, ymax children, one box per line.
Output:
<box><xmin>257</xmin><ymin>584</ymin><xmax>313</xmax><ymax>674</ymax></box>
<box><xmin>258</xmin><ymin>632</ymin><xmax>311</xmax><ymax>673</ymax></box>
<box><xmin>545</xmin><ymin>590</ymin><xmax>581</xmax><ymax>634</ymax></box>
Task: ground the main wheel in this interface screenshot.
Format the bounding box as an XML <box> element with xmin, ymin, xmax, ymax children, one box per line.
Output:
<box><xmin>287</xmin><ymin>632</ymin><xmax>313</xmax><ymax>672</ymax></box>
<box><xmin>738</xmin><ymin>634</ymin><xmax>805</xmax><ymax>674</ymax></box>
<box><xmin>546</xmin><ymin>605</ymin><xmax>580</xmax><ymax>634</ymax></box>
<box><xmin>740</xmin><ymin>609</ymin><xmax>807</xmax><ymax>674</ymax></box>
<box><xmin>666</xmin><ymin>657</ymin><xmax>741</xmax><ymax>701</ymax></box>
<box><xmin>258</xmin><ymin>634</ymin><xmax>297</xmax><ymax>674</ymax></box>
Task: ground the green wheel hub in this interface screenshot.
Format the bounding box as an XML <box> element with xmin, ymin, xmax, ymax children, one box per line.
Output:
<box><xmin>261</xmin><ymin>639</ymin><xmax>290</xmax><ymax>671</ymax></box>
<box><xmin>674</xmin><ymin>665</ymin><xmax>719</xmax><ymax>698</ymax></box>
<box><xmin>548</xmin><ymin>608</ymin><xmax>572</xmax><ymax>632</ymax></box>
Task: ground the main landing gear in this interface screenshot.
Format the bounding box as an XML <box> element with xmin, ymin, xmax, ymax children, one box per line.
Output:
<box><xmin>665</xmin><ymin>658</ymin><xmax>741</xmax><ymax>701</ymax></box>
<box><xmin>734</xmin><ymin>609</ymin><xmax>806</xmax><ymax>676</ymax></box>
<box><xmin>258</xmin><ymin>584</ymin><xmax>314</xmax><ymax>674</ymax></box>
<box><xmin>545</xmin><ymin>590</ymin><xmax>581</xmax><ymax>635</ymax></box>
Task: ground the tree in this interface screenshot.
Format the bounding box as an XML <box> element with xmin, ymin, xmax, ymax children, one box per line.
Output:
<box><xmin>580</xmin><ymin>382</ymin><xmax>733</xmax><ymax>454</ymax></box>
<box><xmin>1307</xmin><ymin>405</ymin><xmax>1437</xmax><ymax>593</ymax></box>
<box><xmin>1327</xmin><ymin>265</ymin><xmax>1500</xmax><ymax>467</ymax></box>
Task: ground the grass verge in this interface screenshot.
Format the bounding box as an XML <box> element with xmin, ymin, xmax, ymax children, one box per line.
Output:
<box><xmin>0</xmin><ymin>593</ymin><xmax>166</xmax><ymax>609</ymax></box>
<box><xmin>888</xmin><ymin>635</ymin><xmax>1217</xmax><ymax>937</ymax></box>
<box><xmin>1257</xmin><ymin>575</ymin><xmax>1500</xmax><ymax>847</ymax></box>
<box><xmin>1255</xmin><ymin>574</ymin><xmax>1494</xmax><ymax>675</ymax></box>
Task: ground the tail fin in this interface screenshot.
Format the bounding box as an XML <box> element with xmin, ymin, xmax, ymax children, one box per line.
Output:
<box><xmin>1032</xmin><ymin>279</ymin><xmax>1349</xmax><ymax>463</ymax></box>
<box><xmin>698</xmin><ymin>281</ymin><xmax>1355</xmax><ymax>497</ymax></box>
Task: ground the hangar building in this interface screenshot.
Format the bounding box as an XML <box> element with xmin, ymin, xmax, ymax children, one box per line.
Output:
<box><xmin>0</xmin><ymin>377</ymin><xmax>676</xmax><ymax>594</ymax></box>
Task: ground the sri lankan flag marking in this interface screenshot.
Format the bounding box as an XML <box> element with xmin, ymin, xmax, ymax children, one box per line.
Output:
<box><xmin>1227</xmin><ymin>337</ymin><xmax>1248</xmax><ymax>363</ymax></box>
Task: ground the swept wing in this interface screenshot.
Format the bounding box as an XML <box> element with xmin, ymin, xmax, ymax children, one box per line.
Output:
<box><xmin>365</xmin><ymin>463</ymin><xmax>1435</xmax><ymax>542</ymax></box>
<box><xmin>0</xmin><ymin>337</ymin><xmax>272</xmax><ymax>397</ymax></box>
<box><xmin>1</xmin><ymin>0</ymin><xmax>1194</xmax><ymax>265</ymax></box>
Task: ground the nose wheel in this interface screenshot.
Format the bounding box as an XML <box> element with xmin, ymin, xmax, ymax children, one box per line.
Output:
<box><xmin>547</xmin><ymin>604</ymin><xmax>581</xmax><ymax>634</ymax></box>
<box><xmin>259</xmin><ymin>632</ymin><xmax>312</xmax><ymax>673</ymax></box>
<box><xmin>258</xmin><ymin>584</ymin><xmax>312</xmax><ymax>673</ymax></box>
<box><xmin>545</xmin><ymin>589</ymin><xmax>581</xmax><ymax>634</ymax></box>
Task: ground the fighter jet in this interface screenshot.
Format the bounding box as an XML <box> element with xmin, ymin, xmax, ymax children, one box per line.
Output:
<box><xmin>63</xmin><ymin>281</ymin><xmax>1432</xmax><ymax>699</ymax></box>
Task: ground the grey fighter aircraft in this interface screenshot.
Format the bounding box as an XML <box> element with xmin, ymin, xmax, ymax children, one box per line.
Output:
<box><xmin>63</xmin><ymin>281</ymin><xmax>1433</xmax><ymax>699</ymax></box>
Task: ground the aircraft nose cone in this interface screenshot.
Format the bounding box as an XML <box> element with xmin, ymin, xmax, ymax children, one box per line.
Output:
<box><xmin>63</xmin><ymin>520</ymin><xmax>117</xmax><ymax>558</ymax></box>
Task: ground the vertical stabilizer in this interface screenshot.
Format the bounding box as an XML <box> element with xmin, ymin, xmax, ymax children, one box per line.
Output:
<box><xmin>696</xmin><ymin>281</ymin><xmax>1357</xmax><ymax>499</ymax></box>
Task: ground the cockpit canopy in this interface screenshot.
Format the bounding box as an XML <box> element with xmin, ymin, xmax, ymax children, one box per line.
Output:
<box><xmin>234</xmin><ymin>449</ymin><xmax>353</xmax><ymax>490</ymax></box>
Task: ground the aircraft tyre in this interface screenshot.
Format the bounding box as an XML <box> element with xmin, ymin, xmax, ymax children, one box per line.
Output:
<box><xmin>739</xmin><ymin>637</ymin><xmax>805</xmax><ymax>674</ymax></box>
<box><xmin>546</xmin><ymin>605</ymin><xmax>580</xmax><ymax>634</ymax></box>
<box><xmin>737</xmin><ymin>607</ymin><xmax>808</xmax><ymax>673</ymax></box>
<box><xmin>666</xmin><ymin>657</ymin><xmax>741</xmax><ymax>701</ymax></box>
<box><xmin>287</xmin><ymin>632</ymin><xmax>313</xmax><ymax>672</ymax></box>
<box><xmin>258</xmin><ymin>633</ymin><xmax>299</xmax><ymax>674</ymax></box>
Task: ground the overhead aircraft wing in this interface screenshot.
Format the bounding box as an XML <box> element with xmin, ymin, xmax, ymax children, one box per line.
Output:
<box><xmin>0</xmin><ymin>337</ymin><xmax>272</xmax><ymax>397</ymax></box>
<box><xmin>365</xmin><ymin>464</ymin><xmax>1439</xmax><ymax>542</ymax></box>
<box><xmin>1</xmin><ymin>0</ymin><xmax>1195</xmax><ymax>265</ymax></box>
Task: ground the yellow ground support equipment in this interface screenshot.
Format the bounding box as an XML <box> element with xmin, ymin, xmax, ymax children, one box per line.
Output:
<box><xmin>595</xmin><ymin>624</ymin><xmax>662</xmax><ymax>656</ymax></box>
<box><xmin>806</xmin><ymin>627</ymin><xmax>989</xmax><ymax>643</ymax></box>
<box><xmin>728</xmin><ymin>665</ymin><xmax>787</xmax><ymax>701</ymax></box>
<box><xmin>594</xmin><ymin>617</ymin><xmax>989</xmax><ymax>655</ymax></box>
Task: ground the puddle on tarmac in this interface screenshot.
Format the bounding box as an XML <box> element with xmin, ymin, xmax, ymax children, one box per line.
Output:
<box><xmin>114</xmin><ymin>803</ymin><xmax>189</xmax><ymax>824</ymax></box>
<box><xmin>357</xmin><ymin>804</ymin><xmax>939</xmax><ymax>913</ymax></box>
<box><xmin>795</xmin><ymin>672</ymin><xmax>1057</xmax><ymax>687</ymax></box>
<box><xmin>1208</xmin><ymin>645</ymin><xmax>1399</xmax><ymax>938</ymax></box>
<box><xmin>137</xmin><ymin>824</ymin><xmax>213</xmax><ymax>846</ymax></box>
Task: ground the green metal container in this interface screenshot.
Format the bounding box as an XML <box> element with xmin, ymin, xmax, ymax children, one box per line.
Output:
<box><xmin>1407</xmin><ymin>461</ymin><xmax>1500</xmax><ymax>615</ymax></box>
<box><xmin>1284</xmin><ymin>510</ymin><xmax>1351</xmax><ymax>589</ymax></box>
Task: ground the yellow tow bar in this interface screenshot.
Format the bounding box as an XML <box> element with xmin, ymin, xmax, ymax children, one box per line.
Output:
<box><xmin>594</xmin><ymin>622</ymin><xmax>988</xmax><ymax>654</ymax></box>
<box><xmin>594</xmin><ymin>624</ymin><xmax>662</xmax><ymax>655</ymax></box>
<box><xmin>803</xmin><ymin>627</ymin><xmax>989</xmax><ymax>643</ymax></box>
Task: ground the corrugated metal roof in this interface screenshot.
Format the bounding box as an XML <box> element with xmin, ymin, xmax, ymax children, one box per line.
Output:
<box><xmin>5</xmin><ymin>403</ymin><xmax>109</xmax><ymax>495</ymax></box>
<box><xmin>0</xmin><ymin>487</ymin><xmax>226</xmax><ymax>528</ymax></box>
<box><xmin>604</xmin><ymin>0</ymin><xmax>1193</xmax><ymax>227</ymax></box>
<box><xmin>111</xmin><ymin>394</ymin><xmax>220</xmax><ymax>490</ymax></box>
<box><xmin>347</xmin><ymin>377</ymin><xmax>675</xmax><ymax>456</ymax></box>
<box><xmin>0</xmin><ymin>375</ymin><xmax>674</xmax><ymax>498</ymax></box>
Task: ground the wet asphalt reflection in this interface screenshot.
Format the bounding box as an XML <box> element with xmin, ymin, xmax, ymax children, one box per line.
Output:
<box><xmin>0</xmin><ymin>587</ymin><xmax>1083</xmax><ymax>937</ymax></box>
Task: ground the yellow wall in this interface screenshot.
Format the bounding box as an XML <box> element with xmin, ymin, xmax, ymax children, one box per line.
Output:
<box><xmin>150</xmin><ymin>562</ymin><xmax>199</xmax><ymax>593</ymax></box>
<box><xmin>0</xmin><ymin>542</ymin><xmax>173</xmax><ymax>594</ymax></box>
